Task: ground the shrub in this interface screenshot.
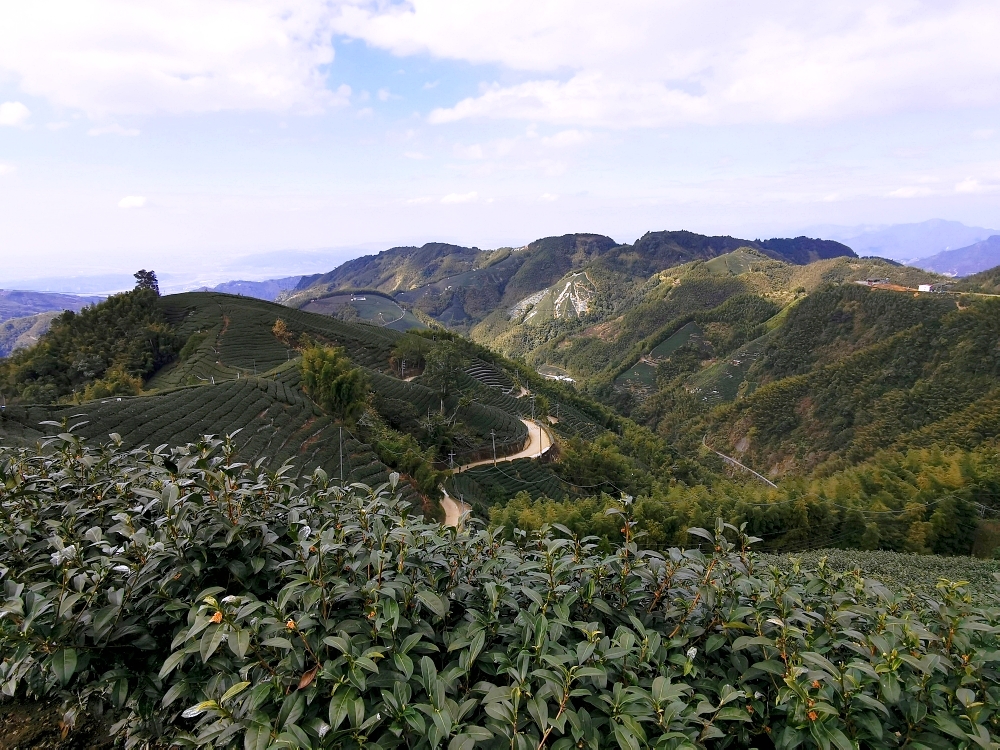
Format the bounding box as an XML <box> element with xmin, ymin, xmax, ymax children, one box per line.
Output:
<box><xmin>300</xmin><ymin>345</ymin><xmax>370</xmax><ymax>422</ymax></box>
<box><xmin>1</xmin><ymin>435</ymin><xmax>1000</xmax><ymax>749</ymax></box>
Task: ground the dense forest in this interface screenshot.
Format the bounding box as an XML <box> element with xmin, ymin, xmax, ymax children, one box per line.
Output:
<box><xmin>0</xmin><ymin>287</ymin><xmax>179</xmax><ymax>404</ymax></box>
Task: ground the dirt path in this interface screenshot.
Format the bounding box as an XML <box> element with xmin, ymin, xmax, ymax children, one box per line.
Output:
<box><xmin>441</xmin><ymin>418</ymin><xmax>554</xmax><ymax>527</ymax></box>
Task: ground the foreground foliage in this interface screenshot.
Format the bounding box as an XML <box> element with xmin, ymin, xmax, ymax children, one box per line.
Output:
<box><xmin>2</xmin><ymin>436</ymin><xmax>1000</xmax><ymax>749</ymax></box>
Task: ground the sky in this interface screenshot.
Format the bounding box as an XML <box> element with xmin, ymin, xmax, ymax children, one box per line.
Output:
<box><xmin>2</xmin><ymin>0</ymin><xmax>1000</xmax><ymax>288</ymax></box>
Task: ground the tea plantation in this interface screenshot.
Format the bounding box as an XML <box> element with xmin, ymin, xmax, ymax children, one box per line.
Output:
<box><xmin>2</xmin><ymin>436</ymin><xmax>1000</xmax><ymax>749</ymax></box>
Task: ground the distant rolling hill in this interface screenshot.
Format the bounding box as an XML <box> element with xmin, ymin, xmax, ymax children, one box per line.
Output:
<box><xmin>816</xmin><ymin>218</ymin><xmax>1000</xmax><ymax>262</ymax></box>
<box><xmin>954</xmin><ymin>263</ymin><xmax>1000</xmax><ymax>294</ymax></box>
<box><xmin>917</xmin><ymin>235</ymin><xmax>1000</xmax><ymax>277</ymax></box>
<box><xmin>0</xmin><ymin>311</ymin><xmax>60</xmax><ymax>357</ymax></box>
<box><xmin>200</xmin><ymin>275</ymin><xmax>302</xmax><ymax>301</ymax></box>
<box><xmin>0</xmin><ymin>289</ymin><xmax>102</xmax><ymax>322</ymax></box>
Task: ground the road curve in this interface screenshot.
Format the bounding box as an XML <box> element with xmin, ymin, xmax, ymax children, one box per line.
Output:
<box><xmin>442</xmin><ymin>418</ymin><xmax>554</xmax><ymax>527</ymax></box>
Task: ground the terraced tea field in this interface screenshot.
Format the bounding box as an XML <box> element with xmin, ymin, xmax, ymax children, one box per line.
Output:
<box><xmin>0</xmin><ymin>377</ymin><xmax>416</xmax><ymax>503</ymax></box>
<box><xmin>447</xmin><ymin>458</ymin><xmax>570</xmax><ymax>512</ymax></box>
<box><xmin>615</xmin><ymin>322</ymin><xmax>705</xmax><ymax>390</ymax></box>
<box><xmin>149</xmin><ymin>293</ymin><xmax>406</xmax><ymax>389</ymax></box>
<box><xmin>300</xmin><ymin>293</ymin><xmax>425</xmax><ymax>331</ymax></box>
<box><xmin>688</xmin><ymin>330</ymin><xmax>771</xmax><ymax>404</ymax></box>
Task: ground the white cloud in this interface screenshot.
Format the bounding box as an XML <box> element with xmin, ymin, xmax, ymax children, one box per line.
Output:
<box><xmin>972</xmin><ymin>128</ymin><xmax>996</xmax><ymax>139</ymax></box>
<box><xmin>441</xmin><ymin>191</ymin><xmax>478</xmax><ymax>203</ymax></box>
<box><xmin>335</xmin><ymin>0</ymin><xmax>1000</xmax><ymax>127</ymax></box>
<box><xmin>404</xmin><ymin>151</ymin><xmax>429</xmax><ymax>159</ymax></box>
<box><xmin>453</xmin><ymin>143</ymin><xmax>484</xmax><ymax>159</ymax></box>
<box><xmin>377</xmin><ymin>88</ymin><xmax>392</xmax><ymax>102</ymax></box>
<box><xmin>0</xmin><ymin>163</ymin><xmax>15</xmax><ymax>175</ymax></box>
<box><xmin>118</xmin><ymin>195</ymin><xmax>147</xmax><ymax>208</ymax></box>
<box><xmin>955</xmin><ymin>177</ymin><xmax>994</xmax><ymax>193</ymax></box>
<box><xmin>46</xmin><ymin>121</ymin><xmax>70</xmax><ymax>131</ymax></box>
<box><xmin>89</xmin><ymin>124</ymin><xmax>140</xmax><ymax>137</ymax></box>
<box><xmin>540</xmin><ymin>193</ymin><xmax>558</xmax><ymax>201</ymax></box>
<box><xmin>0</xmin><ymin>101</ymin><xmax>30</xmax><ymax>127</ymax></box>
<box><xmin>541</xmin><ymin>129</ymin><xmax>593</xmax><ymax>148</ymax></box>
<box><xmin>888</xmin><ymin>186</ymin><xmax>933</xmax><ymax>198</ymax></box>
<box><xmin>0</xmin><ymin>1</ymin><xmax>344</xmax><ymax>118</ymax></box>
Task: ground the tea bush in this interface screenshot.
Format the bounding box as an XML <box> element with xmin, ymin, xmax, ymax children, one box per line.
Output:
<box><xmin>2</xmin><ymin>434</ymin><xmax>1000</xmax><ymax>749</ymax></box>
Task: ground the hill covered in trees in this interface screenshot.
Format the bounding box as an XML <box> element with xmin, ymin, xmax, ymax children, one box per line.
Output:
<box><xmin>283</xmin><ymin>231</ymin><xmax>856</xmax><ymax>332</ymax></box>
<box><xmin>3</xmin><ymin>252</ymin><xmax>1000</xmax><ymax>560</ymax></box>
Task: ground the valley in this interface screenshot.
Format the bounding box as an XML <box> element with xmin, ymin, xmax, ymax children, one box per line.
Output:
<box><xmin>3</xmin><ymin>231</ymin><xmax>1000</xmax><ymax>749</ymax></box>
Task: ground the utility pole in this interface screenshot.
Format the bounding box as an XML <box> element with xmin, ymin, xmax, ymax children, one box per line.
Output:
<box><xmin>401</xmin><ymin>359</ymin><xmax>406</xmax><ymax>378</ymax></box>
<box><xmin>448</xmin><ymin>450</ymin><xmax>455</xmax><ymax>470</ymax></box>
<box><xmin>531</xmin><ymin>395</ymin><xmax>535</xmax><ymax>421</ymax></box>
<box><xmin>491</xmin><ymin>430</ymin><xmax>497</xmax><ymax>466</ymax></box>
<box><xmin>253</xmin><ymin>360</ymin><xmax>257</xmax><ymax>376</ymax></box>
<box><xmin>340</xmin><ymin>427</ymin><xmax>344</xmax><ymax>483</ymax></box>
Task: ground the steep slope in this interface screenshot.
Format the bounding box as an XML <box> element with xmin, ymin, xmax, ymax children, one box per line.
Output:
<box><xmin>286</xmin><ymin>242</ymin><xmax>483</xmax><ymax>302</ymax></box>
<box><xmin>608</xmin><ymin>231</ymin><xmax>854</xmax><ymax>278</ymax></box>
<box><xmin>494</xmin><ymin>252</ymin><xmax>938</xmax><ymax>384</ymax></box>
<box><xmin>0</xmin><ymin>311</ymin><xmax>59</xmax><ymax>357</ymax></box>
<box><xmin>639</xmin><ymin>283</ymin><xmax>1000</xmax><ymax>477</ymax></box>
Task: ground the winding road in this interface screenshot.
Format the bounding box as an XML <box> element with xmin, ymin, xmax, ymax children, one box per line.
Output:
<box><xmin>441</xmin><ymin>418</ymin><xmax>553</xmax><ymax>527</ymax></box>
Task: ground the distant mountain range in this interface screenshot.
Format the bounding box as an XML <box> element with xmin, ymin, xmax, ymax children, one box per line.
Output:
<box><xmin>0</xmin><ymin>289</ymin><xmax>103</xmax><ymax>322</ymax></box>
<box><xmin>917</xmin><ymin>236</ymin><xmax>1000</xmax><ymax>277</ymax></box>
<box><xmin>814</xmin><ymin>219</ymin><xmax>1000</xmax><ymax>263</ymax></box>
<box><xmin>285</xmin><ymin>230</ymin><xmax>856</xmax><ymax>330</ymax></box>
<box><xmin>196</xmin><ymin>276</ymin><xmax>302</xmax><ymax>301</ymax></box>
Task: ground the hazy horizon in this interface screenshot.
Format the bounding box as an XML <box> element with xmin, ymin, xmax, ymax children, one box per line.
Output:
<box><xmin>2</xmin><ymin>2</ymin><xmax>999</xmax><ymax>282</ymax></box>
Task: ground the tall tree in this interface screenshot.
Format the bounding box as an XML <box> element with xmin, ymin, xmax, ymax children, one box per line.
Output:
<box><xmin>134</xmin><ymin>270</ymin><xmax>159</xmax><ymax>295</ymax></box>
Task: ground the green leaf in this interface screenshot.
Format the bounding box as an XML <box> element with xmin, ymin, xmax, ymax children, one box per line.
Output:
<box><xmin>956</xmin><ymin>687</ymin><xmax>976</xmax><ymax>707</ymax></box>
<box><xmin>222</xmin><ymin>681</ymin><xmax>252</xmax><ymax>703</ymax></box>
<box><xmin>714</xmin><ymin>706</ymin><xmax>751</xmax><ymax>722</ymax></box>
<box><xmin>415</xmin><ymin>589</ymin><xmax>448</xmax><ymax>618</ymax></box>
<box><xmin>51</xmin><ymin>648</ymin><xmax>77</xmax><ymax>686</ymax></box>
<box><xmin>612</xmin><ymin>721</ymin><xmax>640</xmax><ymax>750</ymax></box>
<box><xmin>229</xmin><ymin>629</ymin><xmax>251</xmax><ymax>660</ymax></box>
<box><xmin>158</xmin><ymin>650</ymin><xmax>187</xmax><ymax>679</ymax></box>
<box><xmin>261</xmin><ymin>637</ymin><xmax>294</xmax><ymax>650</ymax></box>
<box><xmin>751</xmin><ymin>659</ymin><xmax>785</xmax><ymax>675</ymax></box>
<box><xmin>244</xmin><ymin>721</ymin><xmax>271</xmax><ymax>750</ymax></box>
<box><xmin>879</xmin><ymin>673</ymin><xmax>901</xmax><ymax>704</ymax></box>
<box><xmin>200</xmin><ymin>624</ymin><xmax>225</xmax><ymax>663</ymax></box>
<box><xmin>329</xmin><ymin>687</ymin><xmax>357</xmax><ymax>730</ymax></box>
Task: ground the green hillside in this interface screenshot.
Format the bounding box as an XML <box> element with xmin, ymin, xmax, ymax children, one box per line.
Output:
<box><xmin>297</xmin><ymin>290</ymin><xmax>425</xmax><ymax>331</ymax></box>
<box><xmin>0</xmin><ymin>289</ymin><xmax>621</xmax><ymax>519</ymax></box>
<box><xmin>284</xmin><ymin>231</ymin><xmax>857</xmax><ymax>337</ymax></box>
<box><xmin>0</xmin><ymin>311</ymin><xmax>58</xmax><ymax>357</ymax></box>
<box><xmin>954</xmin><ymin>262</ymin><xmax>1000</xmax><ymax>294</ymax></box>
<box><xmin>5</xmin><ymin>262</ymin><xmax>1000</xmax><ymax>561</ymax></box>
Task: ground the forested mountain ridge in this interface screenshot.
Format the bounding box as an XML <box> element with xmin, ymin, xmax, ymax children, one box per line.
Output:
<box><xmin>3</xmin><ymin>280</ymin><xmax>1000</xmax><ymax>559</ymax></box>
<box><xmin>282</xmin><ymin>230</ymin><xmax>856</xmax><ymax>332</ymax></box>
